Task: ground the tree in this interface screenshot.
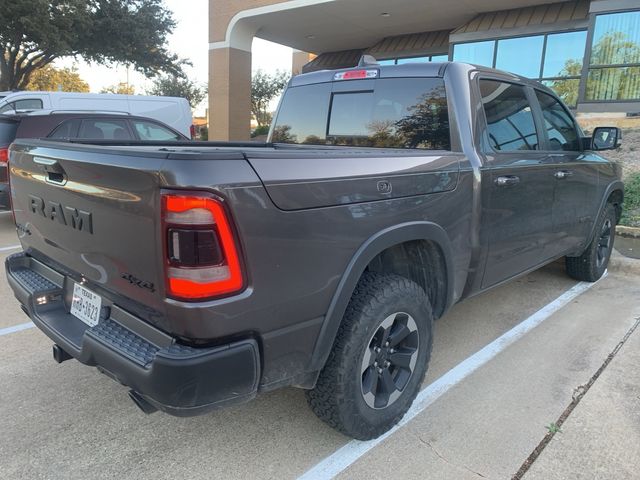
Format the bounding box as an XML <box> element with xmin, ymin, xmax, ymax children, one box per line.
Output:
<box><xmin>251</xmin><ymin>70</ymin><xmax>289</xmax><ymax>128</ymax></box>
<box><xmin>147</xmin><ymin>75</ymin><xmax>206</xmax><ymax>108</ymax></box>
<box><xmin>25</xmin><ymin>65</ymin><xmax>89</xmax><ymax>92</ymax></box>
<box><xmin>101</xmin><ymin>82</ymin><xmax>135</xmax><ymax>95</ymax></box>
<box><xmin>0</xmin><ymin>0</ymin><xmax>185</xmax><ymax>90</ymax></box>
<box><xmin>548</xmin><ymin>59</ymin><xmax>582</xmax><ymax>107</ymax></box>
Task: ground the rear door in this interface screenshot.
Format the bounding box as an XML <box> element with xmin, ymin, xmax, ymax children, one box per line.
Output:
<box><xmin>249</xmin><ymin>76</ymin><xmax>459</xmax><ymax>210</ymax></box>
<box><xmin>478</xmin><ymin>79</ymin><xmax>555</xmax><ymax>288</ymax></box>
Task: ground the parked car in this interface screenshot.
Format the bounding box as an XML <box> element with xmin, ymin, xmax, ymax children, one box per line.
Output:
<box><xmin>0</xmin><ymin>111</ymin><xmax>189</xmax><ymax>210</ymax></box>
<box><xmin>0</xmin><ymin>91</ymin><xmax>193</xmax><ymax>138</ymax></box>
<box><xmin>5</xmin><ymin>61</ymin><xmax>623</xmax><ymax>440</ymax></box>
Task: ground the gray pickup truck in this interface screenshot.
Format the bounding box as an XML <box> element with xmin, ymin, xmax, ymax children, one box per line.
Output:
<box><xmin>5</xmin><ymin>61</ymin><xmax>623</xmax><ymax>440</ymax></box>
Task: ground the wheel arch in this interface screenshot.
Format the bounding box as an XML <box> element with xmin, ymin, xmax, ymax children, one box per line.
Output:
<box><xmin>308</xmin><ymin>222</ymin><xmax>455</xmax><ymax>375</ymax></box>
<box><xmin>586</xmin><ymin>180</ymin><xmax>624</xmax><ymax>245</ymax></box>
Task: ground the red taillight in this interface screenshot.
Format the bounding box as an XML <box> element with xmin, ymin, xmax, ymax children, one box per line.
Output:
<box><xmin>162</xmin><ymin>192</ymin><xmax>244</xmax><ymax>301</ymax></box>
<box><xmin>190</xmin><ymin>124</ymin><xmax>196</xmax><ymax>139</ymax></box>
<box><xmin>0</xmin><ymin>147</ymin><xmax>8</xmax><ymax>164</ymax></box>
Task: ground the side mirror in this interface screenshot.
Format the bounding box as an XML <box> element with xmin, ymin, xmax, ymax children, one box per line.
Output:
<box><xmin>591</xmin><ymin>126</ymin><xmax>622</xmax><ymax>151</ymax></box>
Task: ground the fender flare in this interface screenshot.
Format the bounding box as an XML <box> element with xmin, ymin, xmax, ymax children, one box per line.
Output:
<box><xmin>585</xmin><ymin>180</ymin><xmax>624</xmax><ymax>246</ymax></box>
<box><xmin>308</xmin><ymin>221</ymin><xmax>455</xmax><ymax>372</ymax></box>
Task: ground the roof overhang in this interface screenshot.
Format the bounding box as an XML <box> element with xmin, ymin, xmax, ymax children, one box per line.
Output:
<box><xmin>210</xmin><ymin>0</ymin><xmax>578</xmax><ymax>53</ymax></box>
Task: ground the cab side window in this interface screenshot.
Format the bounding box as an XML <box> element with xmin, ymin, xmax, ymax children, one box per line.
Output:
<box><xmin>479</xmin><ymin>80</ymin><xmax>539</xmax><ymax>151</ymax></box>
<box><xmin>535</xmin><ymin>90</ymin><xmax>580</xmax><ymax>151</ymax></box>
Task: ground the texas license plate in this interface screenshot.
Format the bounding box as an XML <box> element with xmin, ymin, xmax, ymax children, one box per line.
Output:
<box><xmin>70</xmin><ymin>283</ymin><xmax>102</xmax><ymax>327</ymax></box>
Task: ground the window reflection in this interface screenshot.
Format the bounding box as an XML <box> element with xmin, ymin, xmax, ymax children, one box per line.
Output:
<box><xmin>535</xmin><ymin>90</ymin><xmax>580</xmax><ymax>151</ymax></box>
<box><xmin>273</xmin><ymin>78</ymin><xmax>450</xmax><ymax>150</ymax></box>
<box><xmin>587</xmin><ymin>11</ymin><xmax>640</xmax><ymax>100</ymax></box>
<box><xmin>480</xmin><ymin>80</ymin><xmax>539</xmax><ymax>151</ymax></box>
<box><xmin>495</xmin><ymin>36</ymin><xmax>544</xmax><ymax>78</ymax></box>
<box><xmin>543</xmin><ymin>31</ymin><xmax>587</xmax><ymax>78</ymax></box>
<box><xmin>452</xmin><ymin>40</ymin><xmax>495</xmax><ymax>66</ymax></box>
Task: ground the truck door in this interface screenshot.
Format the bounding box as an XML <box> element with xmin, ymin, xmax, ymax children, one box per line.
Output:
<box><xmin>478</xmin><ymin>79</ymin><xmax>555</xmax><ymax>288</ymax></box>
<box><xmin>532</xmin><ymin>89</ymin><xmax>600</xmax><ymax>257</ymax></box>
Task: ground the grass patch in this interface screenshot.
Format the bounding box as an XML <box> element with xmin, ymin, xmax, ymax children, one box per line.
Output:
<box><xmin>621</xmin><ymin>173</ymin><xmax>640</xmax><ymax>228</ymax></box>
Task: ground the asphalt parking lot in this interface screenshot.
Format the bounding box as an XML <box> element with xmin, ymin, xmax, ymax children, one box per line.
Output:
<box><xmin>1</xmin><ymin>209</ymin><xmax>639</xmax><ymax>480</ymax></box>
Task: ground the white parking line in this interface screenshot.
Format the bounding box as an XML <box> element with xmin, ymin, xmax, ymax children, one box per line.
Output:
<box><xmin>298</xmin><ymin>274</ymin><xmax>606</xmax><ymax>480</ymax></box>
<box><xmin>0</xmin><ymin>244</ymin><xmax>21</xmax><ymax>253</ymax></box>
<box><xmin>0</xmin><ymin>321</ymin><xmax>35</xmax><ymax>337</ymax></box>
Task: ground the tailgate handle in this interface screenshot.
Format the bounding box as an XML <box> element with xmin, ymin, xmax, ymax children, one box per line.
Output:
<box><xmin>33</xmin><ymin>157</ymin><xmax>59</xmax><ymax>167</ymax></box>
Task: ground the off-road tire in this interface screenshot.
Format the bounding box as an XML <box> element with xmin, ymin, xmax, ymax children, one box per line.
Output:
<box><xmin>306</xmin><ymin>272</ymin><xmax>433</xmax><ymax>440</ymax></box>
<box><xmin>566</xmin><ymin>204</ymin><xmax>616</xmax><ymax>282</ymax></box>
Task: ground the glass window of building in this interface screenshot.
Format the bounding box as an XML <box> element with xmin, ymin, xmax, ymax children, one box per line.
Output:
<box><xmin>586</xmin><ymin>10</ymin><xmax>640</xmax><ymax>101</ymax></box>
<box><xmin>452</xmin><ymin>40</ymin><xmax>495</xmax><ymax>66</ymax></box>
<box><xmin>379</xmin><ymin>54</ymin><xmax>448</xmax><ymax>65</ymax></box>
<box><xmin>495</xmin><ymin>35</ymin><xmax>544</xmax><ymax>78</ymax></box>
<box><xmin>480</xmin><ymin>80</ymin><xmax>539</xmax><ymax>151</ymax></box>
<box><xmin>452</xmin><ymin>30</ymin><xmax>587</xmax><ymax>107</ymax></box>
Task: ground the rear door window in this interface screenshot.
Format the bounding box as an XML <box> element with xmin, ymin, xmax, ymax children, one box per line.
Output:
<box><xmin>272</xmin><ymin>78</ymin><xmax>450</xmax><ymax>149</ymax></box>
<box><xmin>78</xmin><ymin>119</ymin><xmax>133</xmax><ymax>140</ymax></box>
<box><xmin>132</xmin><ymin>120</ymin><xmax>182</xmax><ymax>140</ymax></box>
<box><xmin>480</xmin><ymin>80</ymin><xmax>539</xmax><ymax>151</ymax></box>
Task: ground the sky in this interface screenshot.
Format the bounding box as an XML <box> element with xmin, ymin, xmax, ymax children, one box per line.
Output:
<box><xmin>58</xmin><ymin>0</ymin><xmax>292</xmax><ymax>115</ymax></box>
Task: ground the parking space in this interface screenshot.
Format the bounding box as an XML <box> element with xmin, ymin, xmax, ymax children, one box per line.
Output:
<box><xmin>0</xmin><ymin>218</ymin><xmax>638</xmax><ymax>480</ymax></box>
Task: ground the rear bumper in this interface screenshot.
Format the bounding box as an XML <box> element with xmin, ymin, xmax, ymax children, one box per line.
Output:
<box><xmin>5</xmin><ymin>252</ymin><xmax>261</xmax><ymax>416</ymax></box>
<box><xmin>0</xmin><ymin>182</ymin><xmax>9</xmax><ymax>210</ymax></box>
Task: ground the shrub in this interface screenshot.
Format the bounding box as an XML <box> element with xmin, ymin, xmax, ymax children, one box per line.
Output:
<box><xmin>621</xmin><ymin>172</ymin><xmax>640</xmax><ymax>227</ymax></box>
<box><xmin>251</xmin><ymin>125</ymin><xmax>270</xmax><ymax>138</ymax></box>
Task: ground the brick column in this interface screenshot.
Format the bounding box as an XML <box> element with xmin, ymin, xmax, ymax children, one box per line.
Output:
<box><xmin>209</xmin><ymin>46</ymin><xmax>252</xmax><ymax>141</ymax></box>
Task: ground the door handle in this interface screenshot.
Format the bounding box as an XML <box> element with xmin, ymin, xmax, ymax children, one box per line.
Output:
<box><xmin>495</xmin><ymin>175</ymin><xmax>520</xmax><ymax>187</ymax></box>
<box><xmin>554</xmin><ymin>170</ymin><xmax>574</xmax><ymax>179</ymax></box>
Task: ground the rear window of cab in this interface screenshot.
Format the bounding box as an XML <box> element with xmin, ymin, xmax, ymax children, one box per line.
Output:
<box><xmin>272</xmin><ymin>77</ymin><xmax>450</xmax><ymax>150</ymax></box>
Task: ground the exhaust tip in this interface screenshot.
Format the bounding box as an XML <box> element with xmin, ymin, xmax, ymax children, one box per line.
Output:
<box><xmin>52</xmin><ymin>344</ymin><xmax>73</xmax><ymax>364</ymax></box>
<box><xmin>128</xmin><ymin>390</ymin><xmax>158</xmax><ymax>415</ymax></box>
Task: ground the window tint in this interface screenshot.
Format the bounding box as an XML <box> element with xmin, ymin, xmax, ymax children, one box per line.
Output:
<box><xmin>272</xmin><ymin>82</ymin><xmax>331</xmax><ymax>145</ymax></box>
<box><xmin>78</xmin><ymin>119</ymin><xmax>132</xmax><ymax>140</ymax></box>
<box><xmin>0</xmin><ymin>120</ymin><xmax>18</xmax><ymax>145</ymax></box>
<box><xmin>272</xmin><ymin>78</ymin><xmax>449</xmax><ymax>149</ymax></box>
<box><xmin>49</xmin><ymin>119</ymin><xmax>81</xmax><ymax>139</ymax></box>
<box><xmin>132</xmin><ymin>120</ymin><xmax>182</xmax><ymax>140</ymax></box>
<box><xmin>327</xmin><ymin>78</ymin><xmax>449</xmax><ymax>149</ymax></box>
<box><xmin>480</xmin><ymin>80</ymin><xmax>539</xmax><ymax>151</ymax></box>
<box><xmin>535</xmin><ymin>90</ymin><xmax>580</xmax><ymax>151</ymax></box>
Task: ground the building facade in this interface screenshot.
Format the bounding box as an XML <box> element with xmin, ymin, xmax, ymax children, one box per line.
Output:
<box><xmin>208</xmin><ymin>0</ymin><xmax>639</xmax><ymax>140</ymax></box>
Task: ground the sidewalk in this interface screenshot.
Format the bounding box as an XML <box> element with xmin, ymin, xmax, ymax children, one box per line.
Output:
<box><xmin>523</xmin><ymin>317</ymin><xmax>640</xmax><ymax>480</ymax></box>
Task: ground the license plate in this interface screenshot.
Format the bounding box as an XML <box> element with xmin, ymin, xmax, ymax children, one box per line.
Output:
<box><xmin>70</xmin><ymin>283</ymin><xmax>102</xmax><ymax>327</ymax></box>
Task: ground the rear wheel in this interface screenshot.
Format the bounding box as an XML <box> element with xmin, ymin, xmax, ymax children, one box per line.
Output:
<box><xmin>565</xmin><ymin>204</ymin><xmax>616</xmax><ymax>282</ymax></box>
<box><xmin>306</xmin><ymin>272</ymin><xmax>433</xmax><ymax>440</ymax></box>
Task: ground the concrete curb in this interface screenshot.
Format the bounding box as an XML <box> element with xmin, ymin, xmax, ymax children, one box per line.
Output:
<box><xmin>609</xmin><ymin>250</ymin><xmax>640</xmax><ymax>275</ymax></box>
<box><xmin>616</xmin><ymin>225</ymin><xmax>640</xmax><ymax>238</ymax></box>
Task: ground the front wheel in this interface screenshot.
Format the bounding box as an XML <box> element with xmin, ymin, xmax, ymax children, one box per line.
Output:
<box><xmin>566</xmin><ymin>204</ymin><xmax>616</xmax><ymax>282</ymax></box>
<box><xmin>306</xmin><ymin>272</ymin><xmax>433</xmax><ymax>440</ymax></box>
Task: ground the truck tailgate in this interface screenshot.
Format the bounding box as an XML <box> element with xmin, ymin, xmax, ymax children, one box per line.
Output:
<box><xmin>9</xmin><ymin>142</ymin><xmax>166</xmax><ymax>307</ymax></box>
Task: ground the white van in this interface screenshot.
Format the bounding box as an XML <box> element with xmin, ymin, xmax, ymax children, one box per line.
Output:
<box><xmin>0</xmin><ymin>91</ymin><xmax>193</xmax><ymax>138</ymax></box>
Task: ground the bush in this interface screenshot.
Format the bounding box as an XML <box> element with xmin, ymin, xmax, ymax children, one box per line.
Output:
<box><xmin>621</xmin><ymin>172</ymin><xmax>640</xmax><ymax>227</ymax></box>
<box><xmin>251</xmin><ymin>125</ymin><xmax>270</xmax><ymax>138</ymax></box>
